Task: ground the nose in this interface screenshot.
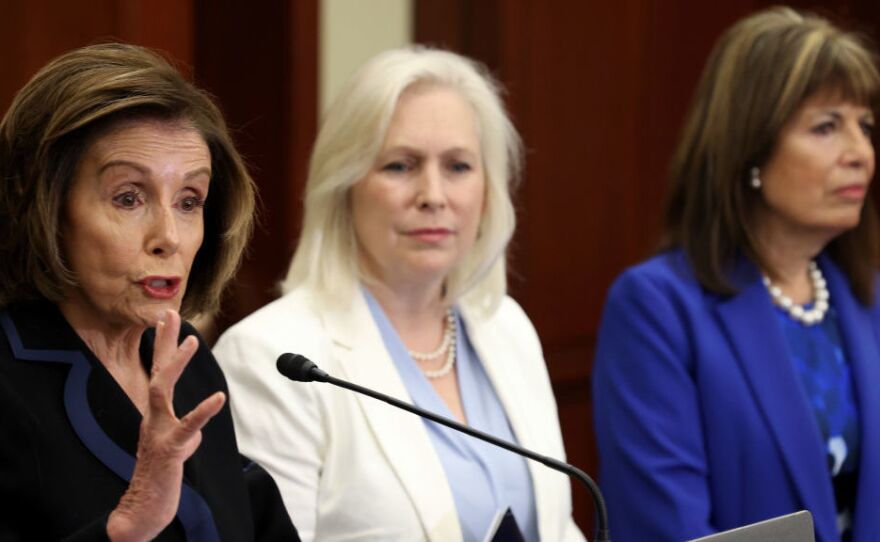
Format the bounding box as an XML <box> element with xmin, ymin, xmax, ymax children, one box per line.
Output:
<box><xmin>414</xmin><ymin>164</ymin><xmax>446</xmax><ymax>211</ymax></box>
<box><xmin>146</xmin><ymin>205</ymin><xmax>180</xmax><ymax>256</ymax></box>
<box><xmin>843</xmin><ymin>123</ymin><xmax>875</xmax><ymax>170</ymax></box>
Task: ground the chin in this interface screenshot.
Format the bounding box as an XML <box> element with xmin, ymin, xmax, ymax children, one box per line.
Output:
<box><xmin>835</xmin><ymin>211</ymin><xmax>864</xmax><ymax>230</ymax></box>
<box><xmin>137</xmin><ymin>301</ymin><xmax>182</xmax><ymax>326</ymax></box>
<box><xmin>817</xmin><ymin>218</ymin><xmax>861</xmax><ymax>241</ymax></box>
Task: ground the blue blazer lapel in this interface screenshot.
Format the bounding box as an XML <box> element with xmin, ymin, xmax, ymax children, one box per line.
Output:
<box><xmin>820</xmin><ymin>256</ymin><xmax>880</xmax><ymax>540</ymax></box>
<box><xmin>714</xmin><ymin>259</ymin><xmax>837</xmax><ymax>541</ymax></box>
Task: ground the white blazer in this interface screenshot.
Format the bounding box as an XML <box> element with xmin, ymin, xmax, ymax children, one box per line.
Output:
<box><xmin>213</xmin><ymin>287</ymin><xmax>584</xmax><ymax>542</ymax></box>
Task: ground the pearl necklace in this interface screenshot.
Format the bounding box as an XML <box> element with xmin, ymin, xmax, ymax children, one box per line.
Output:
<box><xmin>762</xmin><ymin>261</ymin><xmax>829</xmax><ymax>326</ymax></box>
<box><xmin>407</xmin><ymin>309</ymin><xmax>456</xmax><ymax>379</ymax></box>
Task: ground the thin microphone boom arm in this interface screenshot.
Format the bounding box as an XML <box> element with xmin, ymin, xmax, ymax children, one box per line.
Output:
<box><xmin>277</xmin><ymin>353</ymin><xmax>611</xmax><ymax>542</ymax></box>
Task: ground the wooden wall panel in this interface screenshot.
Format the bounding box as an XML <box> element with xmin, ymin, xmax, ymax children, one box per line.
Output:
<box><xmin>114</xmin><ymin>0</ymin><xmax>194</xmax><ymax>73</ymax></box>
<box><xmin>0</xmin><ymin>0</ymin><xmax>193</xmax><ymax>114</ymax></box>
<box><xmin>193</xmin><ymin>1</ymin><xmax>318</xmax><ymax>335</ymax></box>
<box><xmin>417</xmin><ymin>0</ymin><xmax>880</xmax><ymax>533</ymax></box>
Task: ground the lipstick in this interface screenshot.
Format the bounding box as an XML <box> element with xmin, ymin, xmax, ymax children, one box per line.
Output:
<box><xmin>139</xmin><ymin>276</ymin><xmax>181</xmax><ymax>299</ymax></box>
<box><xmin>407</xmin><ymin>228</ymin><xmax>452</xmax><ymax>243</ymax></box>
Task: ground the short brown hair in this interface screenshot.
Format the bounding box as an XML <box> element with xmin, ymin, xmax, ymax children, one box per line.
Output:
<box><xmin>0</xmin><ymin>42</ymin><xmax>255</xmax><ymax>317</ymax></box>
<box><xmin>664</xmin><ymin>7</ymin><xmax>880</xmax><ymax>303</ymax></box>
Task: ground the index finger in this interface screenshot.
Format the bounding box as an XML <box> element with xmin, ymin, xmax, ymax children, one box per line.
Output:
<box><xmin>152</xmin><ymin>309</ymin><xmax>182</xmax><ymax>375</ymax></box>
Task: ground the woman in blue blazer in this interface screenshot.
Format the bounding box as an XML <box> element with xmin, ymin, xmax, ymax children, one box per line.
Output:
<box><xmin>593</xmin><ymin>8</ymin><xmax>880</xmax><ymax>542</ymax></box>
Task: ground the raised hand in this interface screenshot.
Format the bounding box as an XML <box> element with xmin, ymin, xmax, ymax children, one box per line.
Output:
<box><xmin>106</xmin><ymin>309</ymin><xmax>226</xmax><ymax>542</ymax></box>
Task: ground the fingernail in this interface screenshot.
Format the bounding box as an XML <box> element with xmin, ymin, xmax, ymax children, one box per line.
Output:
<box><xmin>157</xmin><ymin>310</ymin><xmax>168</xmax><ymax>326</ymax></box>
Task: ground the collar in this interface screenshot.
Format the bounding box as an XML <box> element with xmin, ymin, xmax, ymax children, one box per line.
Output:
<box><xmin>0</xmin><ymin>302</ymin><xmax>221</xmax><ymax>542</ymax></box>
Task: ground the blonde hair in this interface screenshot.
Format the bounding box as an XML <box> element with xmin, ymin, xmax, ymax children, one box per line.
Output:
<box><xmin>665</xmin><ymin>7</ymin><xmax>880</xmax><ymax>302</ymax></box>
<box><xmin>0</xmin><ymin>43</ymin><xmax>256</xmax><ymax>317</ymax></box>
<box><xmin>282</xmin><ymin>46</ymin><xmax>522</xmax><ymax>315</ymax></box>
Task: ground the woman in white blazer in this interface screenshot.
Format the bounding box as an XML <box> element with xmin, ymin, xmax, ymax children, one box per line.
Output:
<box><xmin>213</xmin><ymin>47</ymin><xmax>584</xmax><ymax>542</ymax></box>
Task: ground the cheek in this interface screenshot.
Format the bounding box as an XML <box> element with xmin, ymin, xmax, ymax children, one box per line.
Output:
<box><xmin>182</xmin><ymin>218</ymin><xmax>205</xmax><ymax>266</ymax></box>
<box><xmin>764</xmin><ymin>153</ymin><xmax>819</xmax><ymax>201</ymax></box>
<box><xmin>65</xmin><ymin>221</ymin><xmax>136</xmax><ymax>278</ymax></box>
<box><xmin>458</xmin><ymin>182</ymin><xmax>486</xmax><ymax>232</ymax></box>
<box><xmin>352</xmin><ymin>185</ymin><xmax>397</xmax><ymax>240</ymax></box>
<box><xmin>350</xmin><ymin>203</ymin><xmax>379</xmax><ymax>260</ymax></box>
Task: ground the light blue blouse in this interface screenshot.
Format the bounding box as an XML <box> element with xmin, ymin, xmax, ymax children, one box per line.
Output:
<box><xmin>363</xmin><ymin>290</ymin><xmax>539</xmax><ymax>542</ymax></box>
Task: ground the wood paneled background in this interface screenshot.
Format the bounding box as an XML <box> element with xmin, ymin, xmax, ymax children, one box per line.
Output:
<box><xmin>3</xmin><ymin>0</ymin><xmax>879</xmax><ymax>534</ymax></box>
<box><xmin>415</xmin><ymin>0</ymin><xmax>880</xmax><ymax>531</ymax></box>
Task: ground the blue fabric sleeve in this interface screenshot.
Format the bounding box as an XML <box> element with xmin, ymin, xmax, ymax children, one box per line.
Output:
<box><xmin>592</xmin><ymin>267</ymin><xmax>715</xmax><ymax>541</ymax></box>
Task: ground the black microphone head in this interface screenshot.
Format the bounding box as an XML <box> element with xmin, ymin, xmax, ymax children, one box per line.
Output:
<box><xmin>277</xmin><ymin>353</ymin><xmax>327</xmax><ymax>382</ymax></box>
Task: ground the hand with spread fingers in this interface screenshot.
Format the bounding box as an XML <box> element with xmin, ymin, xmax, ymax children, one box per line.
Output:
<box><xmin>107</xmin><ymin>310</ymin><xmax>226</xmax><ymax>541</ymax></box>
<box><xmin>0</xmin><ymin>43</ymin><xmax>298</xmax><ymax>540</ymax></box>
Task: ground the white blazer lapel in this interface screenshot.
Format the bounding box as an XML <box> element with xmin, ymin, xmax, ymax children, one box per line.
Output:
<box><xmin>461</xmin><ymin>305</ymin><xmax>561</xmax><ymax>542</ymax></box>
<box><xmin>323</xmin><ymin>295</ymin><xmax>462</xmax><ymax>542</ymax></box>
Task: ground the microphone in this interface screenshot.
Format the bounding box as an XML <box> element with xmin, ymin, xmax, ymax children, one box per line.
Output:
<box><xmin>276</xmin><ymin>353</ymin><xmax>611</xmax><ymax>542</ymax></box>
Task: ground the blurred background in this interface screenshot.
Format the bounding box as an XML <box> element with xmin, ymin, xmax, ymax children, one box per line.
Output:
<box><xmin>3</xmin><ymin>0</ymin><xmax>878</xmax><ymax>532</ymax></box>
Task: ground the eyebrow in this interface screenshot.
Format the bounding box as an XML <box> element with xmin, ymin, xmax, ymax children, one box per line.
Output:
<box><xmin>185</xmin><ymin>167</ymin><xmax>212</xmax><ymax>180</ymax></box>
<box><xmin>381</xmin><ymin>145</ymin><xmax>479</xmax><ymax>156</ymax></box>
<box><xmin>826</xmin><ymin>112</ymin><xmax>877</xmax><ymax>123</ymax></box>
<box><xmin>98</xmin><ymin>160</ymin><xmax>212</xmax><ymax>180</ymax></box>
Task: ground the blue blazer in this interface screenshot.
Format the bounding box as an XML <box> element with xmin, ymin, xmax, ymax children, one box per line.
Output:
<box><xmin>592</xmin><ymin>250</ymin><xmax>880</xmax><ymax>542</ymax></box>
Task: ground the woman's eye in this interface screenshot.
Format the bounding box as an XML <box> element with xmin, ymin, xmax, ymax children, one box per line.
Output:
<box><xmin>178</xmin><ymin>196</ymin><xmax>205</xmax><ymax>212</ymax></box>
<box><xmin>861</xmin><ymin>121</ymin><xmax>875</xmax><ymax>138</ymax></box>
<box><xmin>449</xmin><ymin>161</ymin><xmax>472</xmax><ymax>173</ymax></box>
<box><xmin>812</xmin><ymin>121</ymin><xmax>836</xmax><ymax>135</ymax></box>
<box><xmin>382</xmin><ymin>161</ymin><xmax>410</xmax><ymax>173</ymax></box>
<box><xmin>113</xmin><ymin>190</ymin><xmax>142</xmax><ymax>209</ymax></box>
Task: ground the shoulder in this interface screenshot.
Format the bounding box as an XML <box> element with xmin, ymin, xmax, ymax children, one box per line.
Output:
<box><xmin>485</xmin><ymin>295</ymin><xmax>534</xmax><ymax>328</ymax></box>
<box><xmin>596</xmin><ymin>251</ymin><xmax>713</xmax><ymax>355</ymax></box>
<box><xmin>462</xmin><ymin>295</ymin><xmax>545</xmax><ymax>374</ymax></box>
<box><xmin>600</xmin><ymin>250</ymin><xmax>716</xmax><ymax>327</ymax></box>
<box><xmin>213</xmin><ymin>287</ymin><xmax>339</xmax><ymax>383</ymax></box>
<box><xmin>609</xmin><ymin>250</ymin><xmax>700</xmax><ymax>300</ymax></box>
<box><xmin>465</xmin><ymin>295</ymin><xmax>538</xmax><ymax>342</ymax></box>
<box><xmin>216</xmin><ymin>288</ymin><xmax>325</xmax><ymax>350</ymax></box>
<box><xmin>227</xmin><ymin>288</ymin><xmax>322</xmax><ymax>330</ymax></box>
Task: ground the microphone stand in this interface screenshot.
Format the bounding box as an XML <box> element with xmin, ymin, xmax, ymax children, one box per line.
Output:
<box><xmin>309</xmin><ymin>366</ymin><xmax>611</xmax><ymax>541</ymax></box>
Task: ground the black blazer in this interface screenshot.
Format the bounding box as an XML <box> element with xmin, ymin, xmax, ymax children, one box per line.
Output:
<box><xmin>0</xmin><ymin>301</ymin><xmax>298</xmax><ymax>541</ymax></box>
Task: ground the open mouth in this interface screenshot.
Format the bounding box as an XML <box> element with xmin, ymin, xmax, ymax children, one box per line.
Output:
<box><xmin>140</xmin><ymin>277</ymin><xmax>182</xmax><ymax>299</ymax></box>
